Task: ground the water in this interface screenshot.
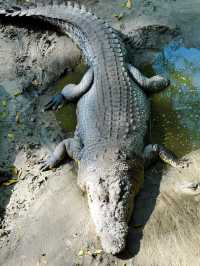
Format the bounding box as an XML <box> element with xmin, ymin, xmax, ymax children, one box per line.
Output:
<box><xmin>52</xmin><ymin>63</ymin><xmax>87</xmax><ymax>133</ymax></box>
<box><xmin>53</xmin><ymin>41</ymin><xmax>200</xmax><ymax>157</ymax></box>
<box><xmin>150</xmin><ymin>40</ymin><xmax>200</xmax><ymax>156</ymax></box>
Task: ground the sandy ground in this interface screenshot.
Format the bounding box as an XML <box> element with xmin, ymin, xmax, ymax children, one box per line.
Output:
<box><xmin>0</xmin><ymin>0</ymin><xmax>200</xmax><ymax>265</ymax></box>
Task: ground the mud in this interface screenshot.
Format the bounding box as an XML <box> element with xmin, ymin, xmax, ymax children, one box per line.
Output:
<box><xmin>0</xmin><ymin>0</ymin><xmax>200</xmax><ymax>266</ymax></box>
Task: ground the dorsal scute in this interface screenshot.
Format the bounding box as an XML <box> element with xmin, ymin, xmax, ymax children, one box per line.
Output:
<box><xmin>19</xmin><ymin>10</ymin><xmax>28</xmax><ymax>16</ymax></box>
<box><xmin>87</xmin><ymin>7</ymin><xmax>92</xmax><ymax>13</ymax></box>
<box><xmin>67</xmin><ymin>1</ymin><xmax>72</xmax><ymax>7</ymax></box>
<box><xmin>53</xmin><ymin>0</ymin><xmax>59</xmax><ymax>5</ymax></box>
<box><xmin>59</xmin><ymin>4</ymin><xmax>66</xmax><ymax>9</ymax></box>
<box><xmin>81</xmin><ymin>5</ymin><xmax>86</xmax><ymax>12</ymax></box>
<box><xmin>5</xmin><ymin>8</ymin><xmax>14</xmax><ymax>14</ymax></box>
<box><xmin>111</xmin><ymin>38</ymin><xmax>120</xmax><ymax>44</ymax></box>
<box><xmin>11</xmin><ymin>6</ymin><xmax>22</xmax><ymax>11</ymax></box>
<box><xmin>73</xmin><ymin>2</ymin><xmax>80</xmax><ymax>10</ymax></box>
<box><xmin>104</xmin><ymin>22</ymin><xmax>110</xmax><ymax>28</ymax></box>
<box><xmin>36</xmin><ymin>3</ymin><xmax>44</xmax><ymax>8</ymax></box>
<box><xmin>0</xmin><ymin>9</ymin><xmax>6</xmax><ymax>15</ymax></box>
<box><xmin>11</xmin><ymin>11</ymin><xmax>20</xmax><ymax>16</ymax></box>
<box><xmin>25</xmin><ymin>8</ymin><xmax>35</xmax><ymax>17</ymax></box>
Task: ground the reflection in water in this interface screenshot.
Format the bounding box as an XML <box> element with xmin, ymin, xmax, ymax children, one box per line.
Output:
<box><xmin>150</xmin><ymin>40</ymin><xmax>200</xmax><ymax>156</ymax></box>
<box><xmin>53</xmin><ymin>41</ymin><xmax>200</xmax><ymax>157</ymax></box>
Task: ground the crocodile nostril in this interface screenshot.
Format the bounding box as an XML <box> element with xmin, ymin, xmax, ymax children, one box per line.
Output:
<box><xmin>104</xmin><ymin>195</ymin><xmax>109</xmax><ymax>203</ymax></box>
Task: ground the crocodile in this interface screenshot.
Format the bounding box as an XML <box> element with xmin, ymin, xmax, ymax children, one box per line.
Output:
<box><xmin>0</xmin><ymin>3</ymin><xmax>188</xmax><ymax>254</ymax></box>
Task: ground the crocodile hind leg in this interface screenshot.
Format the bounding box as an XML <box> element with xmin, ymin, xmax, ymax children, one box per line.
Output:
<box><xmin>40</xmin><ymin>137</ymin><xmax>81</xmax><ymax>171</ymax></box>
<box><xmin>128</xmin><ymin>64</ymin><xmax>170</xmax><ymax>92</ymax></box>
<box><xmin>44</xmin><ymin>68</ymin><xmax>94</xmax><ymax>111</ymax></box>
<box><xmin>143</xmin><ymin>144</ymin><xmax>190</xmax><ymax>169</ymax></box>
<box><xmin>121</xmin><ymin>25</ymin><xmax>179</xmax><ymax>50</ymax></box>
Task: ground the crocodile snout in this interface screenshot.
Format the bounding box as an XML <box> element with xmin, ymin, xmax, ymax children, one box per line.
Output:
<box><xmin>86</xmin><ymin>175</ymin><xmax>131</xmax><ymax>255</ymax></box>
<box><xmin>100</xmin><ymin>223</ymin><xmax>128</xmax><ymax>254</ymax></box>
<box><xmin>82</xmin><ymin>151</ymin><xmax>144</xmax><ymax>254</ymax></box>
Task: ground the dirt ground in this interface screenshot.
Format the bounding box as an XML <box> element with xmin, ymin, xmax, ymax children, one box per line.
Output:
<box><xmin>0</xmin><ymin>1</ymin><xmax>200</xmax><ymax>266</ymax></box>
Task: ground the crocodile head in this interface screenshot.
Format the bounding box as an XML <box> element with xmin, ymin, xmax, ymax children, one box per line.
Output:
<box><xmin>79</xmin><ymin>147</ymin><xmax>144</xmax><ymax>254</ymax></box>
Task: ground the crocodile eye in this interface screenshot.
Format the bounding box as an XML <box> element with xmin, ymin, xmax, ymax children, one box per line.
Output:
<box><xmin>88</xmin><ymin>166</ymin><xmax>97</xmax><ymax>172</ymax></box>
<box><xmin>179</xmin><ymin>181</ymin><xmax>200</xmax><ymax>194</ymax></box>
<box><xmin>188</xmin><ymin>183</ymin><xmax>200</xmax><ymax>191</ymax></box>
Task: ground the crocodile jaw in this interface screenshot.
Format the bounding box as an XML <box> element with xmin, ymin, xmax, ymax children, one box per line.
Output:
<box><xmin>87</xmin><ymin>176</ymin><xmax>131</xmax><ymax>254</ymax></box>
<box><xmin>78</xmin><ymin>146</ymin><xmax>144</xmax><ymax>254</ymax></box>
<box><xmin>83</xmin><ymin>161</ymin><xmax>138</xmax><ymax>254</ymax></box>
<box><xmin>99</xmin><ymin>220</ymin><xmax>128</xmax><ymax>255</ymax></box>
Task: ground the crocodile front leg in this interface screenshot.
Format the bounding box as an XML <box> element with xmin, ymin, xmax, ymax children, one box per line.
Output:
<box><xmin>128</xmin><ymin>64</ymin><xmax>170</xmax><ymax>92</ymax></box>
<box><xmin>44</xmin><ymin>68</ymin><xmax>93</xmax><ymax>111</ymax></box>
<box><xmin>40</xmin><ymin>137</ymin><xmax>81</xmax><ymax>171</ymax></box>
<box><xmin>61</xmin><ymin>67</ymin><xmax>94</xmax><ymax>101</ymax></box>
<box><xmin>143</xmin><ymin>144</ymin><xmax>190</xmax><ymax>169</ymax></box>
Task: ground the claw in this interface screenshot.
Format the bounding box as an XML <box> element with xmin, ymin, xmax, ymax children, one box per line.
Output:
<box><xmin>39</xmin><ymin>156</ymin><xmax>58</xmax><ymax>171</ymax></box>
<box><xmin>176</xmin><ymin>158</ymin><xmax>191</xmax><ymax>168</ymax></box>
<box><xmin>39</xmin><ymin>160</ymin><xmax>52</xmax><ymax>171</ymax></box>
<box><xmin>43</xmin><ymin>94</ymin><xmax>65</xmax><ymax>112</ymax></box>
<box><xmin>44</xmin><ymin>99</ymin><xmax>57</xmax><ymax>111</ymax></box>
<box><xmin>40</xmin><ymin>163</ymin><xmax>49</xmax><ymax>171</ymax></box>
<box><xmin>44</xmin><ymin>99</ymin><xmax>53</xmax><ymax>109</ymax></box>
<box><xmin>52</xmin><ymin>103</ymin><xmax>59</xmax><ymax>111</ymax></box>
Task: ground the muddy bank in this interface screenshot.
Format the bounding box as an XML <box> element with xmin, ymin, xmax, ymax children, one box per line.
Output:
<box><xmin>0</xmin><ymin>12</ymin><xmax>80</xmax><ymax>262</ymax></box>
<box><xmin>1</xmin><ymin>147</ymin><xmax>200</xmax><ymax>266</ymax></box>
<box><xmin>0</xmin><ymin>1</ymin><xmax>200</xmax><ymax>266</ymax></box>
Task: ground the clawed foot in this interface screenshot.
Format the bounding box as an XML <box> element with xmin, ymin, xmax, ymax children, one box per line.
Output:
<box><xmin>153</xmin><ymin>75</ymin><xmax>170</xmax><ymax>90</ymax></box>
<box><xmin>44</xmin><ymin>93</ymin><xmax>65</xmax><ymax>111</ymax></box>
<box><xmin>39</xmin><ymin>159</ymin><xmax>56</xmax><ymax>171</ymax></box>
<box><xmin>175</xmin><ymin>158</ymin><xmax>191</xmax><ymax>169</ymax></box>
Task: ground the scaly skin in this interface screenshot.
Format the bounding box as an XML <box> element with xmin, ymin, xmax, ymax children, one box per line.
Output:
<box><xmin>0</xmin><ymin>3</ymin><xmax>188</xmax><ymax>254</ymax></box>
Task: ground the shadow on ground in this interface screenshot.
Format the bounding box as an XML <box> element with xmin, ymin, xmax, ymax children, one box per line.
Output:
<box><xmin>118</xmin><ymin>162</ymin><xmax>164</xmax><ymax>259</ymax></box>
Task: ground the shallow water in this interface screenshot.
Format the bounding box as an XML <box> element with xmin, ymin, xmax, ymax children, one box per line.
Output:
<box><xmin>52</xmin><ymin>63</ymin><xmax>87</xmax><ymax>133</ymax></box>
<box><xmin>151</xmin><ymin>40</ymin><xmax>200</xmax><ymax>156</ymax></box>
<box><xmin>53</xmin><ymin>41</ymin><xmax>200</xmax><ymax>157</ymax></box>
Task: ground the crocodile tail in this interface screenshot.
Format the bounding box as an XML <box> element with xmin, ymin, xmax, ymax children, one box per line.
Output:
<box><xmin>0</xmin><ymin>3</ymin><xmax>106</xmax><ymax>64</ymax></box>
<box><xmin>0</xmin><ymin>2</ymin><xmax>92</xmax><ymax>20</ymax></box>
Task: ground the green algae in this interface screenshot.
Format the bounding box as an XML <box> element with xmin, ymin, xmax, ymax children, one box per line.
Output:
<box><xmin>149</xmin><ymin>60</ymin><xmax>200</xmax><ymax>157</ymax></box>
